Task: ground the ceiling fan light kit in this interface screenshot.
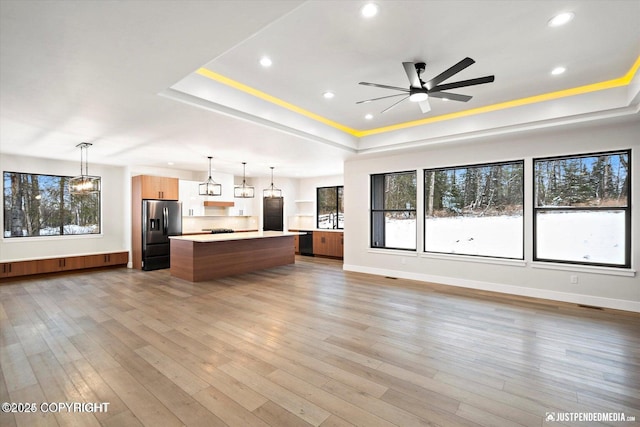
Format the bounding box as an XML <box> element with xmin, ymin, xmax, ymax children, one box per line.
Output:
<box><xmin>357</xmin><ymin>57</ymin><xmax>495</xmax><ymax>114</ymax></box>
<box><xmin>409</xmin><ymin>92</ymin><xmax>428</xmax><ymax>102</ymax></box>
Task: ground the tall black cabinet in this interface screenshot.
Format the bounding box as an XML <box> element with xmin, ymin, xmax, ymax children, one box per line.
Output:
<box><xmin>263</xmin><ymin>197</ymin><xmax>284</xmax><ymax>231</ymax></box>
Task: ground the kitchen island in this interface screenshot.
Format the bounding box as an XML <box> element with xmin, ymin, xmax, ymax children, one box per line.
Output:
<box><xmin>169</xmin><ymin>231</ymin><xmax>301</xmax><ymax>282</ymax></box>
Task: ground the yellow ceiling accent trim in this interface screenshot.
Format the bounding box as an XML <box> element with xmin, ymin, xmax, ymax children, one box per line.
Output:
<box><xmin>196</xmin><ymin>67</ymin><xmax>360</xmax><ymax>136</ymax></box>
<box><xmin>196</xmin><ymin>56</ymin><xmax>639</xmax><ymax>139</ymax></box>
<box><xmin>356</xmin><ymin>55</ymin><xmax>640</xmax><ymax>137</ymax></box>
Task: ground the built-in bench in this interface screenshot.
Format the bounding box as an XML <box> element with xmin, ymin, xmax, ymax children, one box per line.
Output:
<box><xmin>0</xmin><ymin>251</ymin><xmax>129</xmax><ymax>280</ymax></box>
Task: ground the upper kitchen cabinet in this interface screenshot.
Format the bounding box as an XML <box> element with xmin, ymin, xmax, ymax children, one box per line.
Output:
<box><xmin>135</xmin><ymin>175</ymin><xmax>179</xmax><ymax>200</ymax></box>
<box><xmin>179</xmin><ymin>180</ymin><xmax>203</xmax><ymax>216</ymax></box>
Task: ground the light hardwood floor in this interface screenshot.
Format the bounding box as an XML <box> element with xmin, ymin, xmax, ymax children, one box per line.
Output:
<box><xmin>1</xmin><ymin>256</ymin><xmax>638</xmax><ymax>427</ymax></box>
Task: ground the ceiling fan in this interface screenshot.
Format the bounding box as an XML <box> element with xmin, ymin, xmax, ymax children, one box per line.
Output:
<box><xmin>357</xmin><ymin>57</ymin><xmax>495</xmax><ymax>114</ymax></box>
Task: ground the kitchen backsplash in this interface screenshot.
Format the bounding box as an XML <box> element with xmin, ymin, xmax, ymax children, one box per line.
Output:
<box><xmin>182</xmin><ymin>216</ymin><xmax>259</xmax><ymax>233</ymax></box>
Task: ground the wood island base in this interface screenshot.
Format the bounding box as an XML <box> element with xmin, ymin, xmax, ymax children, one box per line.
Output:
<box><xmin>169</xmin><ymin>232</ymin><xmax>297</xmax><ymax>282</ymax></box>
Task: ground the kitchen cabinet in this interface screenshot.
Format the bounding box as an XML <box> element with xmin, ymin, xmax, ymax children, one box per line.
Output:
<box><xmin>135</xmin><ymin>175</ymin><xmax>179</xmax><ymax>200</ymax></box>
<box><xmin>179</xmin><ymin>180</ymin><xmax>204</xmax><ymax>216</ymax></box>
<box><xmin>293</xmin><ymin>235</ymin><xmax>300</xmax><ymax>253</ymax></box>
<box><xmin>313</xmin><ymin>231</ymin><xmax>343</xmax><ymax>258</ymax></box>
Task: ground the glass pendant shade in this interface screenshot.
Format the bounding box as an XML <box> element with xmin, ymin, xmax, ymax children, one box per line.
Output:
<box><xmin>70</xmin><ymin>142</ymin><xmax>101</xmax><ymax>195</ymax></box>
<box><xmin>263</xmin><ymin>166</ymin><xmax>282</xmax><ymax>198</ymax></box>
<box><xmin>199</xmin><ymin>156</ymin><xmax>222</xmax><ymax>196</ymax></box>
<box><xmin>234</xmin><ymin>162</ymin><xmax>255</xmax><ymax>198</ymax></box>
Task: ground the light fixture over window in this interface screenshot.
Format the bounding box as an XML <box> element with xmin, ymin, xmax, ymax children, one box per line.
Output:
<box><xmin>199</xmin><ymin>156</ymin><xmax>222</xmax><ymax>196</ymax></box>
<box><xmin>263</xmin><ymin>166</ymin><xmax>282</xmax><ymax>198</ymax></box>
<box><xmin>69</xmin><ymin>142</ymin><xmax>101</xmax><ymax>195</ymax></box>
<box><xmin>234</xmin><ymin>162</ymin><xmax>255</xmax><ymax>198</ymax></box>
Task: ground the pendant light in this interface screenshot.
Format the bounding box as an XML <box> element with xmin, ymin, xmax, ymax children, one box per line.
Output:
<box><xmin>263</xmin><ymin>166</ymin><xmax>282</xmax><ymax>198</ymax></box>
<box><xmin>69</xmin><ymin>142</ymin><xmax>101</xmax><ymax>195</ymax></box>
<box><xmin>234</xmin><ymin>162</ymin><xmax>255</xmax><ymax>198</ymax></box>
<box><xmin>199</xmin><ymin>156</ymin><xmax>222</xmax><ymax>196</ymax></box>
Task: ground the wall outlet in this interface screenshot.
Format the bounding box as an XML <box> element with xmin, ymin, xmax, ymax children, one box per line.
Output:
<box><xmin>570</xmin><ymin>275</ymin><xmax>579</xmax><ymax>284</ymax></box>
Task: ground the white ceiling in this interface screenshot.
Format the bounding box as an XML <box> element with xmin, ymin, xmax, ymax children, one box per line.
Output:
<box><xmin>1</xmin><ymin>0</ymin><xmax>639</xmax><ymax>178</ymax></box>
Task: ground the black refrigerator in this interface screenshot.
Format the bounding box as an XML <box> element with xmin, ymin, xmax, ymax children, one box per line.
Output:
<box><xmin>263</xmin><ymin>197</ymin><xmax>283</xmax><ymax>231</ymax></box>
<box><xmin>142</xmin><ymin>200</ymin><xmax>182</xmax><ymax>271</ymax></box>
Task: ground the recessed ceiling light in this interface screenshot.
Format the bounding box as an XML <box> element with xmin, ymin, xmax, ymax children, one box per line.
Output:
<box><xmin>551</xmin><ymin>66</ymin><xmax>566</xmax><ymax>75</ymax></box>
<box><xmin>361</xmin><ymin>3</ymin><xmax>378</xmax><ymax>18</ymax></box>
<box><xmin>323</xmin><ymin>91</ymin><xmax>335</xmax><ymax>99</ymax></box>
<box><xmin>548</xmin><ymin>12</ymin><xmax>574</xmax><ymax>27</ymax></box>
<box><xmin>259</xmin><ymin>56</ymin><xmax>272</xmax><ymax>67</ymax></box>
<box><xmin>167</xmin><ymin>162</ymin><xmax>174</xmax><ymax>165</ymax></box>
<box><xmin>365</xmin><ymin>114</ymin><xmax>373</xmax><ymax>120</ymax></box>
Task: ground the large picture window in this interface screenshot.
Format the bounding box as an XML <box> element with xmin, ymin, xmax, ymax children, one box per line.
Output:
<box><xmin>3</xmin><ymin>171</ymin><xmax>101</xmax><ymax>238</ymax></box>
<box><xmin>424</xmin><ymin>161</ymin><xmax>524</xmax><ymax>259</ymax></box>
<box><xmin>317</xmin><ymin>186</ymin><xmax>344</xmax><ymax>229</ymax></box>
<box><xmin>534</xmin><ymin>150</ymin><xmax>630</xmax><ymax>268</ymax></box>
<box><xmin>371</xmin><ymin>171</ymin><xmax>417</xmax><ymax>250</ymax></box>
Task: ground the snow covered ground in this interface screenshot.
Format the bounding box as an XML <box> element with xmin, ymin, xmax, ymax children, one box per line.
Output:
<box><xmin>4</xmin><ymin>224</ymin><xmax>98</xmax><ymax>237</ymax></box>
<box><xmin>536</xmin><ymin>210</ymin><xmax>625</xmax><ymax>265</ymax></box>
<box><xmin>384</xmin><ymin>218</ymin><xmax>416</xmax><ymax>249</ymax></box>
<box><xmin>385</xmin><ymin>211</ymin><xmax>624</xmax><ymax>264</ymax></box>
<box><xmin>424</xmin><ymin>215</ymin><xmax>523</xmax><ymax>258</ymax></box>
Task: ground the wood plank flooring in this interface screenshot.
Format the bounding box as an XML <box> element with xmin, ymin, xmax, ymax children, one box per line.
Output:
<box><xmin>1</xmin><ymin>256</ymin><xmax>639</xmax><ymax>427</ymax></box>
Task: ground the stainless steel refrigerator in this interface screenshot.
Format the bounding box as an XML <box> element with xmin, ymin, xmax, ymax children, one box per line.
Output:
<box><xmin>142</xmin><ymin>200</ymin><xmax>182</xmax><ymax>271</ymax></box>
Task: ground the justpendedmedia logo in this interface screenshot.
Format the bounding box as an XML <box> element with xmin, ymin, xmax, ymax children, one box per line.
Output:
<box><xmin>545</xmin><ymin>412</ymin><xmax>636</xmax><ymax>423</ymax></box>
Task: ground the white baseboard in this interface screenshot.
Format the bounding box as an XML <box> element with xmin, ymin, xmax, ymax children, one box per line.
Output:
<box><xmin>343</xmin><ymin>264</ymin><xmax>640</xmax><ymax>313</ymax></box>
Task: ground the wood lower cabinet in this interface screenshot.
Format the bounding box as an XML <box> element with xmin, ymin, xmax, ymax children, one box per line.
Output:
<box><xmin>313</xmin><ymin>231</ymin><xmax>343</xmax><ymax>258</ymax></box>
<box><xmin>0</xmin><ymin>251</ymin><xmax>128</xmax><ymax>281</ymax></box>
<box><xmin>293</xmin><ymin>235</ymin><xmax>300</xmax><ymax>254</ymax></box>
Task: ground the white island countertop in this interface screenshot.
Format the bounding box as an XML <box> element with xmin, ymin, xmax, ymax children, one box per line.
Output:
<box><xmin>169</xmin><ymin>230</ymin><xmax>303</xmax><ymax>243</ymax></box>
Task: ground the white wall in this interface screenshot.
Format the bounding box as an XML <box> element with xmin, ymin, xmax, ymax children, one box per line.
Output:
<box><xmin>343</xmin><ymin>118</ymin><xmax>640</xmax><ymax>312</ymax></box>
<box><xmin>1</xmin><ymin>153</ymin><xmax>129</xmax><ymax>261</ymax></box>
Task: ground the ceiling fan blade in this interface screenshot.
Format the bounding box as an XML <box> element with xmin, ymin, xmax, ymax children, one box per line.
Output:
<box><xmin>418</xmin><ymin>99</ymin><xmax>431</xmax><ymax>114</ymax></box>
<box><xmin>356</xmin><ymin>93</ymin><xmax>409</xmax><ymax>104</ymax></box>
<box><xmin>359</xmin><ymin>82</ymin><xmax>409</xmax><ymax>92</ymax></box>
<box><xmin>424</xmin><ymin>57</ymin><xmax>475</xmax><ymax>90</ymax></box>
<box><xmin>381</xmin><ymin>96</ymin><xmax>409</xmax><ymax>113</ymax></box>
<box><xmin>428</xmin><ymin>92</ymin><xmax>473</xmax><ymax>102</ymax></box>
<box><xmin>403</xmin><ymin>62</ymin><xmax>421</xmax><ymax>88</ymax></box>
<box><xmin>429</xmin><ymin>75</ymin><xmax>495</xmax><ymax>92</ymax></box>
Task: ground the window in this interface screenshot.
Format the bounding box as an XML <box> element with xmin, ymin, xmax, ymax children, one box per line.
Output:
<box><xmin>424</xmin><ymin>161</ymin><xmax>524</xmax><ymax>259</ymax></box>
<box><xmin>3</xmin><ymin>171</ymin><xmax>101</xmax><ymax>238</ymax></box>
<box><xmin>534</xmin><ymin>150</ymin><xmax>630</xmax><ymax>268</ymax></box>
<box><xmin>371</xmin><ymin>171</ymin><xmax>417</xmax><ymax>250</ymax></box>
<box><xmin>317</xmin><ymin>186</ymin><xmax>344</xmax><ymax>229</ymax></box>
